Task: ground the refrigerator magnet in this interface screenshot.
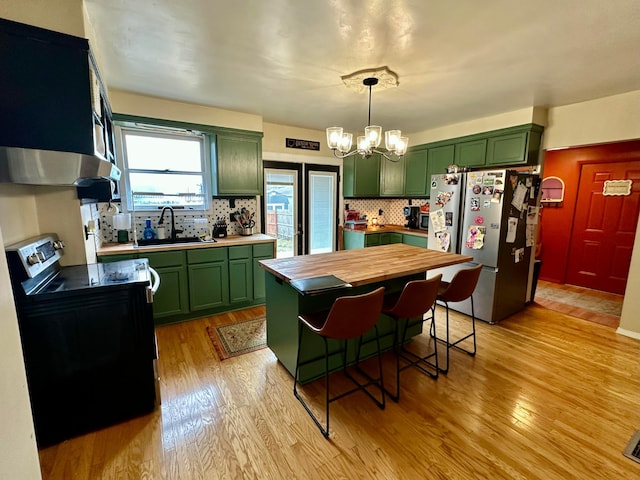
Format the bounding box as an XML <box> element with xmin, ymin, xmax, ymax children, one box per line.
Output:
<box><xmin>474</xmin><ymin>215</ymin><xmax>484</xmax><ymax>225</ymax></box>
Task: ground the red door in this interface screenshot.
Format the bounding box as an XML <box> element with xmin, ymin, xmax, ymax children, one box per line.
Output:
<box><xmin>566</xmin><ymin>161</ymin><xmax>640</xmax><ymax>294</ymax></box>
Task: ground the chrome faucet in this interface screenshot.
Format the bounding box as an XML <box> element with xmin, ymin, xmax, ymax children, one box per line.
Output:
<box><xmin>158</xmin><ymin>206</ymin><xmax>183</xmax><ymax>240</ymax></box>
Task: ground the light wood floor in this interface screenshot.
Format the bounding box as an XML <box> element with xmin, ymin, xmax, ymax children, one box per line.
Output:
<box><xmin>39</xmin><ymin>304</ymin><xmax>640</xmax><ymax>479</ymax></box>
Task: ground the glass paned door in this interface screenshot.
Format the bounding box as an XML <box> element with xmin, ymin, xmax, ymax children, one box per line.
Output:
<box><xmin>264</xmin><ymin>167</ymin><xmax>300</xmax><ymax>258</ymax></box>
<box><xmin>308</xmin><ymin>170</ymin><xmax>337</xmax><ymax>254</ymax></box>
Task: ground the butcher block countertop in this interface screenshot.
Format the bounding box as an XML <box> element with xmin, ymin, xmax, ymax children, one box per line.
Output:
<box><xmin>343</xmin><ymin>224</ymin><xmax>428</xmax><ymax>237</ymax></box>
<box><xmin>98</xmin><ymin>234</ymin><xmax>276</xmax><ymax>256</ymax></box>
<box><xmin>259</xmin><ymin>243</ymin><xmax>472</xmax><ymax>287</ymax></box>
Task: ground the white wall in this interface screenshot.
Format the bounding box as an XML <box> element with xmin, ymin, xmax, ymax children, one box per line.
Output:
<box><xmin>0</xmin><ymin>227</ymin><xmax>42</xmax><ymax>480</ymax></box>
<box><xmin>544</xmin><ymin>91</ymin><xmax>640</xmax><ymax>149</ymax></box>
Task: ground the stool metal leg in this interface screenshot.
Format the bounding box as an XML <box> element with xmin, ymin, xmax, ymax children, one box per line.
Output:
<box><xmin>435</xmin><ymin>296</ymin><xmax>477</xmax><ymax>374</ymax></box>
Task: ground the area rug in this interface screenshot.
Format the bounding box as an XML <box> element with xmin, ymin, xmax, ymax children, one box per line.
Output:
<box><xmin>534</xmin><ymin>281</ymin><xmax>623</xmax><ymax>328</ymax></box>
<box><xmin>206</xmin><ymin>317</ymin><xmax>267</xmax><ymax>360</ymax></box>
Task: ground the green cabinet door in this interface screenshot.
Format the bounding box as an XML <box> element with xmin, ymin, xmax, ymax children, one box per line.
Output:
<box><xmin>342</xmin><ymin>156</ymin><xmax>355</xmax><ymax>197</ymax></box>
<box><xmin>252</xmin><ymin>243</ymin><xmax>274</xmax><ymax>302</ymax></box>
<box><xmin>152</xmin><ymin>265</ymin><xmax>189</xmax><ymax>322</ymax></box>
<box><xmin>403</xmin><ymin>234</ymin><xmax>428</xmax><ymax>248</ymax></box>
<box><xmin>454</xmin><ymin>139</ymin><xmax>487</xmax><ymax>167</ymax></box>
<box><xmin>188</xmin><ymin>261</ymin><xmax>229</xmax><ymax>310</ymax></box>
<box><xmin>404</xmin><ymin>148</ymin><xmax>429</xmax><ymax>196</ymax></box>
<box><xmin>229</xmin><ymin>259</ymin><xmax>252</xmax><ymax>303</ymax></box>
<box><xmin>229</xmin><ymin>246</ymin><xmax>253</xmax><ymax>303</ymax></box>
<box><xmin>354</xmin><ymin>154</ymin><xmax>381</xmax><ymax>197</ymax></box>
<box><xmin>380</xmin><ymin>232</ymin><xmax>403</xmax><ymax>244</ymax></box>
<box><xmin>343</xmin><ymin>230</ymin><xmax>365</xmax><ymax>250</ymax></box>
<box><xmin>380</xmin><ymin>154</ymin><xmax>405</xmax><ymax>197</ymax></box>
<box><xmin>486</xmin><ymin>131</ymin><xmax>528</xmax><ymax>165</ymax></box>
<box><xmin>145</xmin><ymin>251</ymin><xmax>189</xmax><ymax>323</ymax></box>
<box><xmin>365</xmin><ymin>233</ymin><xmax>381</xmax><ymax>247</ymax></box>
<box><xmin>213</xmin><ymin>132</ymin><xmax>263</xmax><ymax>195</ymax></box>
<box><xmin>427</xmin><ymin>144</ymin><xmax>455</xmax><ymax>184</ymax></box>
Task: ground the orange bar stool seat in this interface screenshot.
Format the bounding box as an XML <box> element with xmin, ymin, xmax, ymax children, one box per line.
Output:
<box><xmin>433</xmin><ymin>264</ymin><xmax>483</xmax><ymax>374</ymax></box>
<box><xmin>293</xmin><ymin>286</ymin><xmax>386</xmax><ymax>438</ymax></box>
<box><xmin>381</xmin><ymin>274</ymin><xmax>442</xmax><ymax>401</ymax></box>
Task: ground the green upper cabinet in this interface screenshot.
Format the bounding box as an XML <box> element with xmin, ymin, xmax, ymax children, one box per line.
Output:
<box><xmin>404</xmin><ymin>147</ymin><xmax>429</xmax><ymax>197</ymax></box>
<box><xmin>344</xmin><ymin>154</ymin><xmax>381</xmax><ymax>197</ymax></box>
<box><xmin>380</xmin><ymin>154</ymin><xmax>405</xmax><ymax>197</ymax></box>
<box><xmin>454</xmin><ymin>139</ymin><xmax>487</xmax><ymax>167</ymax></box>
<box><xmin>212</xmin><ymin>131</ymin><xmax>263</xmax><ymax>196</ymax></box>
<box><xmin>426</xmin><ymin>144</ymin><xmax>454</xmax><ymax>184</ymax></box>
<box><xmin>486</xmin><ymin>127</ymin><xmax>542</xmax><ymax>166</ymax></box>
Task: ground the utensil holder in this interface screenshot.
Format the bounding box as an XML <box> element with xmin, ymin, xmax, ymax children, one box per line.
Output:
<box><xmin>240</xmin><ymin>227</ymin><xmax>253</xmax><ymax>236</ymax></box>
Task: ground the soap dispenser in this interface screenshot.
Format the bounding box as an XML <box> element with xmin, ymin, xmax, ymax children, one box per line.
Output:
<box><xmin>143</xmin><ymin>218</ymin><xmax>156</xmax><ymax>240</ymax></box>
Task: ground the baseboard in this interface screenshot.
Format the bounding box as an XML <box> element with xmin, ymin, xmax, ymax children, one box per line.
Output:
<box><xmin>616</xmin><ymin>327</ymin><xmax>640</xmax><ymax>340</ymax></box>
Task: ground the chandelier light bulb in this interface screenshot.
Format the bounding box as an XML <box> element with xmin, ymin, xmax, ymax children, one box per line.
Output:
<box><xmin>326</xmin><ymin>127</ymin><xmax>343</xmax><ymax>150</ymax></box>
<box><xmin>339</xmin><ymin>132</ymin><xmax>353</xmax><ymax>153</ymax></box>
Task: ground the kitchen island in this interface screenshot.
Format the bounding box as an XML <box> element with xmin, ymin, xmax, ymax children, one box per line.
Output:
<box><xmin>259</xmin><ymin>244</ymin><xmax>472</xmax><ymax>383</ymax></box>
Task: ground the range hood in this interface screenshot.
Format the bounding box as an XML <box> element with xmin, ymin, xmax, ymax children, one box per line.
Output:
<box><xmin>0</xmin><ymin>146</ymin><xmax>121</xmax><ymax>187</ymax></box>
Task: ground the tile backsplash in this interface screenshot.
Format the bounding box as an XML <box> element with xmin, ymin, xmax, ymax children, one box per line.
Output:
<box><xmin>345</xmin><ymin>198</ymin><xmax>429</xmax><ymax>226</ymax></box>
<box><xmin>99</xmin><ymin>198</ymin><xmax>259</xmax><ymax>244</ymax></box>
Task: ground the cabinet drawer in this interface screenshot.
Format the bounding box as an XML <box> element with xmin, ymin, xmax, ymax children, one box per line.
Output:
<box><xmin>98</xmin><ymin>254</ymin><xmax>138</xmax><ymax>263</ymax></box>
<box><xmin>229</xmin><ymin>245</ymin><xmax>251</xmax><ymax>259</ymax></box>
<box><xmin>144</xmin><ymin>250</ymin><xmax>185</xmax><ymax>268</ymax></box>
<box><xmin>187</xmin><ymin>247</ymin><xmax>228</xmax><ymax>264</ymax></box>
<box><xmin>253</xmin><ymin>243</ymin><xmax>274</xmax><ymax>258</ymax></box>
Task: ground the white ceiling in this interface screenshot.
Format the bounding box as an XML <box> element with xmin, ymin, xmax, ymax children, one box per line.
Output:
<box><xmin>85</xmin><ymin>0</ymin><xmax>640</xmax><ymax>135</ymax></box>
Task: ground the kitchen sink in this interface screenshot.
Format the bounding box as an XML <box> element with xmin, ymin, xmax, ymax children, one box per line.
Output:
<box><xmin>136</xmin><ymin>236</ymin><xmax>213</xmax><ymax>246</ymax></box>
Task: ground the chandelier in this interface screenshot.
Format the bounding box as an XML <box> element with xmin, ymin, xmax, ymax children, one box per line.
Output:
<box><xmin>326</xmin><ymin>67</ymin><xmax>408</xmax><ymax>162</ymax></box>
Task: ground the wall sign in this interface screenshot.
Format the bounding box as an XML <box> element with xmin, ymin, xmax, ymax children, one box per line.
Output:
<box><xmin>286</xmin><ymin>138</ymin><xmax>320</xmax><ymax>151</ymax></box>
<box><xmin>603</xmin><ymin>179</ymin><xmax>632</xmax><ymax>196</ymax></box>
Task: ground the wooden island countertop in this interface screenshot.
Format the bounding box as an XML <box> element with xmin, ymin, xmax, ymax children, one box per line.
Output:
<box><xmin>259</xmin><ymin>243</ymin><xmax>472</xmax><ymax>287</ymax></box>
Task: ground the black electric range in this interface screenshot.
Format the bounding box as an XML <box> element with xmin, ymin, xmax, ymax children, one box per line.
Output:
<box><xmin>5</xmin><ymin>234</ymin><xmax>160</xmax><ymax>447</ymax></box>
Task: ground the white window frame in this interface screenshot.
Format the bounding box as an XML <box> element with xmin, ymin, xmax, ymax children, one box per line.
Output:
<box><xmin>116</xmin><ymin>123</ymin><xmax>211</xmax><ymax>213</ymax></box>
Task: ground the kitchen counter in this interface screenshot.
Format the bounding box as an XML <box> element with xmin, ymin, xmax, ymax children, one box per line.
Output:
<box><xmin>342</xmin><ymin>223</ymin><xmax>428</xmax><ymax>237</ymax></box>
<box><xmin>97</xmin><ymin>233</ymin><xmax>276</xmax><ymax>256</ymax></box>
<box><xmin>260</xmin><ymin>243</ymin><xmax>470</xmax><ymax>287</ymax></box>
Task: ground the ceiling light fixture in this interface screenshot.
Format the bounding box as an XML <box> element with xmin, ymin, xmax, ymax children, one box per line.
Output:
<box><xmin>326</xmin><ymin>67</ymin><xmax>408</xmax><ymax>163</ymax></box>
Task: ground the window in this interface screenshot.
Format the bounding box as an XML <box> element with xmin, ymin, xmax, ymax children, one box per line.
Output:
<box><xmin>118</xmin><ymin>125</ymin><xmax>210</xmax><ymax>211</ymax></box>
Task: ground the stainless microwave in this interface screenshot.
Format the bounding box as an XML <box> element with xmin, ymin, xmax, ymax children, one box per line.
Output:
<box><xmin>418</xmin><ymin>213</ymin><xmax>429</xmax><ymax>231</ymax></box>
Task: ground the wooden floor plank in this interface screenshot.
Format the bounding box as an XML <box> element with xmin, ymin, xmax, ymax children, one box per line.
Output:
<box><xmin>39</xmin><ymin>302</ymin><xmax>640</xmax><ymax>479</ymax></box>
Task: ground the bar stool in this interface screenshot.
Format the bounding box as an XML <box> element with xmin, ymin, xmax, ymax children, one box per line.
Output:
<box><xmin>433</xmin><ymin>264</ymin><xmax>483</xmax><ymax>374</ymax></box>
<box><xmin>381</xmin><ymin>274</ymin><xmax>442</xmax><ymax>402</ymax></box>
<box><xmin>293</xmin><ymin>286</ymin><xmax>386</xmax><ymax>438</ymax></box>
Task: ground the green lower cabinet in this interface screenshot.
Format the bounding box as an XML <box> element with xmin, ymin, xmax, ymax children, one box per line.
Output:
<box><xmin>403</xmin><ymin>234</ymin><xmax>428</xmax><ymax>248</ymax></box>
<box><xmin>365</xmin><ymin>233</ymin><xmax>381</xmax><ymax>247</ymax></box>
<box><xmin>343</xmin><ymin>230</ymin><xmax>365</xmax><ymax>249</ymax></box>
<box><xmin>188</xmin><ymin>262</ymin><xmax>229</xmax><ymax>311</ymax></box>
<box><xmin>380</xmin><ymin>232</ymin><xmax>403</xmax><ymax>244</ymax></box>
<box><xmin>152</xmin><ymin>265</ymin><xmax>189</xmax><ymax>322</ymax></box>
<box><xmin>229</xmin><ymin>258</ymin><xmax>253</xmax><ymax>303</ymax></box>
<box><xmin>98</xmin><ymin>241</ymin><xmax>274</xmax><ymax>324</ymax></box>
<box><xmin>229</xmin><ymin>245</ymin><xmax>253</xmax><ymax>304</ymax></box>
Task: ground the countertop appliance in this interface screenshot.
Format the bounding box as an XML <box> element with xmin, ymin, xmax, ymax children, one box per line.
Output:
<box><xmin>428</xmin><ymin>170</ymin><xmax>541</xmax><ymax>323</ymax></box>
<box><xmin>403</xmin><ymin>205</ymin><xmax>420</xmax><ymax>229</ymax></box>
<box><xmin>5</xmin><ymin>234</ymin><xmax>160</xmax><ymax>446</ymax></box>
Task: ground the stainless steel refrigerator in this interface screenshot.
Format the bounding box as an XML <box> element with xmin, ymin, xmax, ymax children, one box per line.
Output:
<box><xmin>429</xmin><ymin>169</ymin><xmax>541</xmax><ymax>323</ymax></box>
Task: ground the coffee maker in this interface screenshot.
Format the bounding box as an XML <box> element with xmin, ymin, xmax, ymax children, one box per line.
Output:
<box><xmin>403</xmin><ymin>205</ymin><xmax>420</xmax><ymax>229</ymax></box>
